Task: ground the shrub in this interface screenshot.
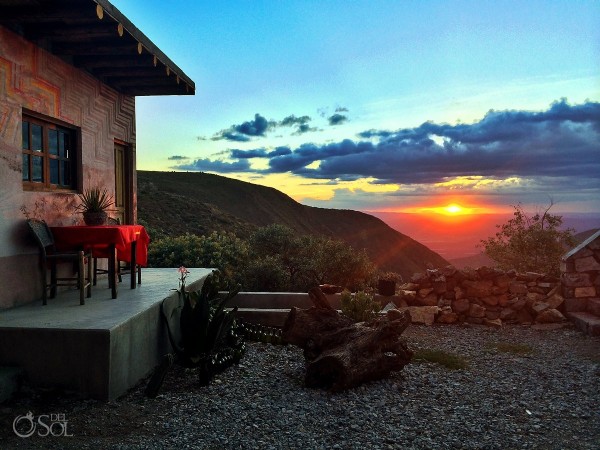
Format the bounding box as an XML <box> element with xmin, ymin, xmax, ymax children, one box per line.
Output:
<box><xmin>340</xmin><ymin>289</ymin><xmax>381</xmax><ymax>322</ymax></box>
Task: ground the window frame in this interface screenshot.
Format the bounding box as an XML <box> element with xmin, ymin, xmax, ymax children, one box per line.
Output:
<box><xmin>22</xmin><ymin>110</ymin><xmax>81</xmax><ymax>192</ymax></box>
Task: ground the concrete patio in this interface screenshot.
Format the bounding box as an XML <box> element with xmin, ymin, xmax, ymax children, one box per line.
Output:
<box><xmin>0</xmin><ymin>268</ymin><xmax>213</xmax><ymax>401</ymax></box>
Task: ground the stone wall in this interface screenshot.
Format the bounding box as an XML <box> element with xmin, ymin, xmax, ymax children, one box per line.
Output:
<box><xmin>394</xmin><ymin>266</ymin><xmax>565</xmax><ymax>327</ymax></box>
<box><xmin>560</xmin><ymin>230</ymin><xmax>600</xmax><ymax>335</ymax></box>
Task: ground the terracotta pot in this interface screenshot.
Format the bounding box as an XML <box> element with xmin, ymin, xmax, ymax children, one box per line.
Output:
<box><xmin>378</xmin><ymin>279</ymin><xmax>396</xmax><ymax>296</ymax></box>
<box><xmin>83</xmin><ymin>211</ymin><xmax>108</xmax><ymax>226</ymax></box>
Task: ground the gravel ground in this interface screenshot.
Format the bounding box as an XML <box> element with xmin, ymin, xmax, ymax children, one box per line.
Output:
<box><xmin>1</xmin><ymin>323</ymin><xmax>599</xmax><ymax>449</ymax></box>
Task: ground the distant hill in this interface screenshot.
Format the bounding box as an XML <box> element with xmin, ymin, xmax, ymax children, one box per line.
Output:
<box><xmin>137</xmin><ymin>171</ymin><xmax>449</xmax><ymax>279</ymax></box>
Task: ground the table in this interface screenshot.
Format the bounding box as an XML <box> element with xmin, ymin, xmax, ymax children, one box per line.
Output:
<box><xmin>51</xmin><ymin>225</ymin><xmax>150</xmax><ymax>299</ymax></box>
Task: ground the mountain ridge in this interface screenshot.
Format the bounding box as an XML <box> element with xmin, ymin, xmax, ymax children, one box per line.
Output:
<box><xmin>137</xmin><ymin>170</ymin><xmax>449</xmax><ymax>279</ymax></box>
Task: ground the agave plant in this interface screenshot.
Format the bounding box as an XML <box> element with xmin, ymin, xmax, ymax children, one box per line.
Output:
<box><xmin>75</xmin><ymin>187</ymin><xmax>114</xmax><ymax>213</ymax></box>
<box><xmin>146</xmin><ymin>270</ymin><xmax>246</xmax><ymax>397</ymax></box>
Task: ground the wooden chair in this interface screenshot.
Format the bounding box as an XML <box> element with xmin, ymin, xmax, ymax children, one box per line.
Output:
<box><xmin>27</xmin><ymin>219</ymin><xmax>92</xmax><ymax>305</ymax></box>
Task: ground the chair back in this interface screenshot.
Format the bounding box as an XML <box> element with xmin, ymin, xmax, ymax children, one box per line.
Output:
<box><xmin>27</xmin><ymin>219</ymin><xmax>55</xmax><ymax>253</ymax></box>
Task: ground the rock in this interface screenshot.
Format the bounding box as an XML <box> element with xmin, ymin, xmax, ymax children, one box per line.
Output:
<box><xmin>463</xmin><ymin>279</ymin><xmax>494</xmax><ymax>297</ymax></box>
<box><xmin>452</xmin><ymin>298</ymin><xmax>470</xmax><ymax>314</ymax></box>
<box><xmin>515</xmin><ymin>308</ymin><xmax>534</xmax><ymax>324</ymax></box>
<box><xmin>469</xmin><ymin>303</ymin><xmax>486</xmax><ymax>318</ymax></box>
<box><xmin>418</xmin><ymin>288</ymin><xmax>434</xmax><ymax>297</ymax></box>
<box><xmin>481</xmin><ymin>296</ymin><xmax>499</xmax><ymax>306</ymax></box>
<box><xmin>500</xmin><ymin>308</ymin><xmax>517</xmax><ymax>321</ymax></box>
<box><xmin>509</xmin><ymin>282</ymin><xmax>528</xmax><ymax>295</ymax></box>
<box><xmin>397</xmin><ymin>306</ymin><xmax>440</xmax><ymax>326</ymax></box>
<box><xmin>484</xmin><ymin>318</ymin><xmax>503</xmax><ymax>328</ymax></box>
<box><xmin>417</xmin><ymin>292</ymin><xmax>438</xmax><ymax>307</ymax></box>
<box><xmin>436</xmin><ymin>310</ymin><xmax>459</xmax><ymax>324</ymax></box>
<box><xmin>575</xmin><ymin>256</ymin><xmax>600</xmax><ymax>272</ymax></box>
<box><xmin>381</xmin><ymin>302</ymin><xmax>397</xmax><ymax>313</ymax></box>
<box><xmin>545</xmin><ymin>292</ymin><xmax>564</xmax><ymax>310</ymax></box>
<box><xmin>535</xmin><ymin>308</ymin><xmax>566</xmax><ymax>324</ymax></box>
<box><xmin>531</xmin><ymin>302</ymin><xmax>550</xmax><ymax>315</ymax></box>
<box><xmin>485</xmin><ymin>309</ymin><xmax>501</xmax><ymax>320</ymax></box>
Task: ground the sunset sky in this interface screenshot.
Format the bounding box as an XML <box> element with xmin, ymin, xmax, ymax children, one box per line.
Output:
<box><xmin>117</xmin><ymin>0</ymin><xmax>599</xmax><ymax>216</ymax></box>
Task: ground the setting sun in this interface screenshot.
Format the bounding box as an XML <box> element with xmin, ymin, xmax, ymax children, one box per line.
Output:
<box><xmin>444</xmin><ymin>204</ymin><xmax>463</xmax><ymax>215</ymax></box>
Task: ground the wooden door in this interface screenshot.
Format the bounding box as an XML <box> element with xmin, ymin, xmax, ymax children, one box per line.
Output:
<box><xmin>114</xmin><ymin>143</ymin><xmax>131</xmax><ymax>224</ymax></box>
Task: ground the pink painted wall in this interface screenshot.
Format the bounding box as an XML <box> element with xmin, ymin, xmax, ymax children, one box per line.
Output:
<box><xmin>0</xmin><ymin>27</ymin><xmax>137</xmax><ymax>308</ymax></box>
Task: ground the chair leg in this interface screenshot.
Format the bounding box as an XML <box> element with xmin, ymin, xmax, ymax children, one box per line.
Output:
<box><xmin>93</xmin><ymin>257</ymin><xmax>98</xmax><ymax>286</ymax></box>
<box><xmin>138</xmin><ymin>265</ymin><xmax>142</xmax><ymax>285</ymax></box>
<box><xmin>78</xmin><ymin>251</ymin><xmax>85</xmax><ymax>306</ymax></box>
<box><xmin>86</xmin><ymin>255</ymin><xmax>92</xmax><ymax>298</ymax></box>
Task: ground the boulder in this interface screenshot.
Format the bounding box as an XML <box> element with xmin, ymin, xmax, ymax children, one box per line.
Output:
<box><xmin>469</xmin><ymin>303</ymin><xmax>486</xmax><ymax>318</ymax></box>
<box><xmin>436</xmin><ymin>310</ymin><xmax>459</xmax><ymax>324</ymax></box>
<box><xmin>484</xmin><ymin>318</ymin><xmax>503</xmax><ymax>328</ymax></box>
<box><xmin>535</xmin><ymin>308</ymin><xmax>566</xmax><ymax>324</ymax></box>
<box><xmin>452</xmin><ymin>298</ymin><xmax>470</xmax><ymax>314</ymax></box>
<box><xmin>398</xmin><ymin>306</ymin><xmax>440</xmax><ymax>326</ymax></box>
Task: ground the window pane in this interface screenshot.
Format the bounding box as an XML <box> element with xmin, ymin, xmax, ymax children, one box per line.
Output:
<box><xmin>61</xmin><ymin>161</ymin><xmax>70</xmax><ymax>186</ymax></box>
<box><xmin>49</xmin><ymin>129</ymin><xmax>58</xmax><ymax>155</ymax></box>
<box><xmin>31</xmin><ymin>124</ymin><xmax>42</xmax><ymax>152</ymax></box>
<box><xmin>58</xmin><ymin>131</ymin><xmax>65</xmax><ymax>157</ymax></box>
<box><xmin>32</xmin><ymin>156</ymin><xmax>43</xmax><ymax>182</ymax></box>
<box><xmin>22</xmin><ymin>122</ymin><xmax>29</xmax><ymax>149</ymax></box>
<box><xmin>22</xmin><ymin>154</ymin><xmax>29</xmax><ymax>181</ymax></box>
<box><xmin>50</xmin><ymin>159</ymin><xmax>59</xmax><ymax>184</ymax></box>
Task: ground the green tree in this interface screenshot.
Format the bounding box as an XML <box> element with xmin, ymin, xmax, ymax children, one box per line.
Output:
<box><xmin>480</xmin><ymin>203</ymin><xmax>575</xmax><ymax>277</ymax></box>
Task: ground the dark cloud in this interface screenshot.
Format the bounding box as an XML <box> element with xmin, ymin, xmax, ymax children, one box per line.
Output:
<box><xmin>279</xmin><ymin>115</ymin><xmax>311</xmax><ymax>127</ymax></box>
<box><xmin>335</xmin><ymin>107</ymin><xmax>349</xmax><ymax>112</ymax></box>
<box><xmin>230</xmin><ymin>148</ymin><xmax>269</xmax><ymax>159</ymax></box>
<box><xmin>328</xmin><ymin>113</ymin><xmax>348</xmax><ymax>125</ymax></box>
<box><xmin>167</xmin><ymin>155</ymin><xmax>189</xmax><ymax>161</ymax></box>
<box><xmin>260</xmin><ymin>99</ymin><xmax>600</xmax><ymax>188</ymax></box>
<box><xmin>174</xmin><ymin>158</ymin><xmax>251</xmax><ymax>173</ymax></box>
<box><xmin>212</xmin><ymin>114</ymin><xmax>273</xmax><ymax>141</ymax></box>
<box><xmin>278</xmin><ymin>115</ymin><xmax>317</xmax><ymax>135</ymax></box>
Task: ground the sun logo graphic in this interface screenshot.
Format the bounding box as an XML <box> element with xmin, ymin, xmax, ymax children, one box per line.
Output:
<box><xmin>13</xmin><ymin>411</ymin><xmax>73</xmax><ymax>438</ymax></box>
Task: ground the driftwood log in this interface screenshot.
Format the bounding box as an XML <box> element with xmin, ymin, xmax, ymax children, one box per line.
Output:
<box><xmin>282</xmin><ymin>287</ymin><xmax>413</xmax><ymax>391</ymax></box>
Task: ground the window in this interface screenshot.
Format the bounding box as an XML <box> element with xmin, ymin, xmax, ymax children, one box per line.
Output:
<box><xmin>22</xmin><ymin>114</ymin><xmax>78</xmax><ymax>190</ymax></box>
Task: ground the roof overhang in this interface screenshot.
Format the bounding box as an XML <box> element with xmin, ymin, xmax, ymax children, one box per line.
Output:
<box><xmin>0</xmin><ymin>0</ymin><xmax>195</xmax><ymax>96</ymax></box>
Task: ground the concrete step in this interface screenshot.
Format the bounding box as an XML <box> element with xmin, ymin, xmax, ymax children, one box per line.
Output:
<box><xmin>567</xmin><ymin>311</ymin><xmax>600</xmax><ymax>336</ymax></box>
<box><xmin>0</xmin><ymin>366</ymin><xmax>24</xmax><ymax>403</ymax></box>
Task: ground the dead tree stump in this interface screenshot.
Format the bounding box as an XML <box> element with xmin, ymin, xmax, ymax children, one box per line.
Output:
<box><xmin>282</xmin><ymin>287</ymin><xmax>413</xmax><ymax>391</ymax></box>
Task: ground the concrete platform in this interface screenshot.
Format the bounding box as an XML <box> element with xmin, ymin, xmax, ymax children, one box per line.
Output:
<box><xmin>0</xmin><ymin>268</ymin><xmax>213</xmax><ymax>401</ymax></box>
<box><xmin>566</xmin><ymin>311</ymin><xmax>600</xmax><ymax>336</ymax></box>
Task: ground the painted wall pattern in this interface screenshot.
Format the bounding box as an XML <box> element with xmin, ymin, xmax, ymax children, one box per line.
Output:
<box><xmin>0</xmin><ymin>27</ymin><xmax>136</xmax><ymax>308</ymax></box>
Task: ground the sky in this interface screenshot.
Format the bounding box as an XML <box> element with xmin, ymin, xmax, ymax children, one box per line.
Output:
<box><xmin>115</xmin><ymin>0</ymin><xmax>600</xmax><ymax>215</ymax></box>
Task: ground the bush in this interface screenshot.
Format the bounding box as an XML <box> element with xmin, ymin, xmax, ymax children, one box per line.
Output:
<box><xmin>148</xmin><ymin>232</ymin><xmax>249</xmax><ymax>285</ymax></box>
<box><xmin>480</xmin><ymin>203</ymin><xmax>575</xmax><ymax>277</ymax></box>
<box><xmin>340</xmin><ymin>289</ymin><xmax>381</xmax><ymax>322</ymax></box>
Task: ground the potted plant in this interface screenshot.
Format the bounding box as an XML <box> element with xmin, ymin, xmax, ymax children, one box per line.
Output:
<box><xmin>76</xmin><ymin>187</ymin><xmax>114</xmax><ymax>225</ymax></box>
<box><xmin>377</xmin><ymin>271</ymin><xmax>402</xmax><ymax>296</ymax></box>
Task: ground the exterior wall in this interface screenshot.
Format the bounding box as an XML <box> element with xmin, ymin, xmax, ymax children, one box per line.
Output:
<box><xmin>0</xmin><ymin>27</ymin><xmax>136</xmax><ymax>309</ymax></box>
<box><xmin>561</xmin><ymin>231</ymin><xmax>600</xmax><ymax>314</ymax></box>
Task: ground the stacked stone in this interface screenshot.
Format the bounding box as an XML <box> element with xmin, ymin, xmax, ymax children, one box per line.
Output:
<box><xmin>561</xmin><ymin>235</ymin><xmax>600</xmax><ymax>313</ymax></box>
<box><xmin>560</xmin><ymin>231</ymin><xmax>600</xmax><ymax>335</ymax></box>
<box><xmin>394</xmin><ymin>266</ymin><xmax>565</xmax><ymax>327</ymax></box>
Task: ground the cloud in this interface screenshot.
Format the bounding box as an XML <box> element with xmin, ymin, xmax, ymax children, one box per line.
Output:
<box><xmin>278</xmin><ymin>114</ymin><xmax>317</xmax><ymax>135</ymax></box>
<box><xmin>173</xmin><ymin>158</ymin><xmax>251</xmax><ymax>173</ymax></box>
<box><xmin>328</xmin><ymin>113</ymin><xmax>348</xmax><ymax>126</ymax></box>
<box><xmin>167</xmin><ymin>155</ymin><xmax>189</xmax><ymax>161</ymax></box>
<box><xmin>261</xmin><ymin>99</ymin><xmax>600</xmax><ymax>189</ymax></box>
<box><xmin>212</xmin><ymin>113</ymin><xmax>273</xmax><ymax>141</ymax></box>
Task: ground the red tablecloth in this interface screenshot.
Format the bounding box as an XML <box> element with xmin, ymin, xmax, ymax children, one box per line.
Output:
<box><xmin>51</xmin><ymin>225</ymin><xmax>150</xmax><ymax>266</ymax></box>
